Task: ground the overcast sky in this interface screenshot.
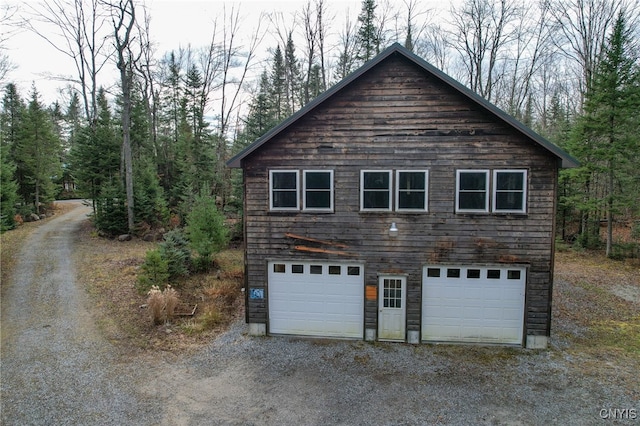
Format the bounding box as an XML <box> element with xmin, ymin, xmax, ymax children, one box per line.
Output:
<box><xmin>2</xmin><ymin>0</ymin><xmax>380</xmax><ymax>105</ymax></box>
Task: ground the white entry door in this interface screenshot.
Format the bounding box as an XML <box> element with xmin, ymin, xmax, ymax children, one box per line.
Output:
<box><xmin>378</xmin><ymin>276</ymin><xmax>406</xmax><ymax>341</ymax></box>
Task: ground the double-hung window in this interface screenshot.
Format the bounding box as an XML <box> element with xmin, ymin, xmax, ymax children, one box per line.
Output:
<box><xmin>270</xmin><ymin>170</ymin><xmax>299</xmax><ymax>210</ymax></box>
<box><xmin>396</xmin><ymin>170</ymin><xmax>428</xmax><ymax>211</ymax></box>
<box><xmin>361</xmin><ymin>170</ymin><xmax>392</xmax><ymax>211</ymax></box>
<box><xmin>493</xmin><ymin>170</ymin><xmax>527</xmax><ymax>213</ymax></box>
<box><xmin>456</xmin><ymin>170</ymin><xmax>489</xmax><ymax>213</ymax></box>
<box><xmin>456</xmin><ymin>169</ymin><xmax>528</xmax><ymax>214</ymax></box>
<box><xmin>303</xmin><ymin>170</ymin><xmax>333</xmax><ymax>211</ymax></box>
<box><xmin>270</xmin><ymin>169</ymin><xmax>333</xmax><ymax>211</ymax></box>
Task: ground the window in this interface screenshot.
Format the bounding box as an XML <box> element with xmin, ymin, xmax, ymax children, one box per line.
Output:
<box><xmin>507</xmin><ymin>270</ymin><xmax>521</xmax><ymax>280</ymax></box>
<box><xmin>382</xmin><ymin>278</ymin><xmax>403</xmax><ymax>308</ymax></box>
<box><xmin>273</xmin><ymin>264</ymin><xmax>286</xmax><ymax>273</ymax></box>
<box><xmin>456</xmin><ymin>169</ymin><xmax>528</xmax><ymax>214</ymax></box>
<box><xmin>456</xmin><ymin>170</ymin><xmax>489</xmax><ymax>213</ymax></box>
<box><xmin>396</xmin><ymin>171</ymin><xmax>428</xmax><ymax>211</ymax></box>
<box><xmin>310</xmin><ymin>265</ymin><xmax>323</xmax><ymax>274</ymax></box>
<box><xmin>361</xmin><ymin>170</ymin><xmax>392</xmax><ymax>211</ymax></box>
<box><xmin>270</xmin><ymin>170</ymin><xmax>299</xmax><ymax>210</ymax></box>
<box><xmin>303</xmin><ymin>170</ymin><xmax>333</xmax><ymax>211</ymax></box>
<box><xmin>347</xmin><ymin>266</ymin><xmax>361</xmax><ymax>276</ymax></box>
<box><xmin>493</xmin><ymin>170</ymin><xmax>527</xmax><ymax>213</ymax></box>
<box><xmin>328</xmin><ymin>265</ymin><xmax>341</xmax><ymax>275</ymax></box>
<box><xmin>292</xmin><ymin>264</ymin><xmax>304</xmax><ymax>274</ymax></box>
<box><xmin>487</xmin><ymin>269</ymin><xmax>501</xmax><ymax>279</ymax></box>
<box><xmin>447</xmin><ymin>268</ymin><xmax>461</xmax><ymax>278</ymax></box>
<box><xmin>270</xmin><ymin>169</ymin><xmax>334</xmax><ymax>212</ymax></box>
<box><xmin>427</xmin><ymin>268</ymin><xmax>441</xmax><ymax>278</ymax></box>
<box><xmin>467</xmin><ymin>269</ymin><xmax>481</xmax><ymax>279</ymax></box>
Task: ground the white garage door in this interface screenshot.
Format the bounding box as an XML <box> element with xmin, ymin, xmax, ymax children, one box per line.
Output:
<box><xmin>268</xmin><ymin>261</ymin><xmax>364</xmax><ymax>338</ymax></box>
<box><xmin>422</xmin><ymin>265</ymin><xmax>526</xmax><ymax>345</ymax></box>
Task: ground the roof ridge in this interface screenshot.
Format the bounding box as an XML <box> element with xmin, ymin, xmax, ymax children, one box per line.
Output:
<box><xmin>227</xmin><ymin>42</ymin><xmax>578</xmax><ymax>168</ymax></box>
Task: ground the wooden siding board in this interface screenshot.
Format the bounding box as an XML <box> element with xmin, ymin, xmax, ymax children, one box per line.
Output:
<box><xmin>242</xmin><ymin>54</ymin><xmax>558</xmax><ymax>340</ymax></box>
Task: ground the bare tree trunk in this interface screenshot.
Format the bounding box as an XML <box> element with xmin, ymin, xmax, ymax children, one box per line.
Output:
<box><xmin>109</xmin><ymin>0</ymin><xmax>136</xmax><ymax>232</ymax></box>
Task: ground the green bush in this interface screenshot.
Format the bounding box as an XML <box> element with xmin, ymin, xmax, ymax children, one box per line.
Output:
<box><xmin>137</xmin><ymin>249</ymin><xmax>169</xmax><ymax>294</ymax></box>
<box><xmin>575</xmin><ymin>230</ymin><xmax>602</xmax><ymax>250</ymax></box>
<box><xmin>186</xmin><ymin>194</ymin><xmax>228</xmax><ymax>271</ymax></box>
<box><xmin>609</xmin><ymin>243</ymin><xmax>639</xmax><ymax>260</ymax></box>
<box><xmin>0</xmin><ymin>151</ymin><xmax>18</xmax><ymax>232</ymax></box>
<box><xmin>159</xmin><ymin>229</ymin><xmax>191</xmax><ymax>280</ymax></box>
<box><xmin>134</xmin><ymin>165</ymin><xmax>169</xmax><ymax>228</ymax></box>
<box><xmin>94</xmin><ymin>182</ymin><xmax>128</xmax><ymax>237</ymax></box>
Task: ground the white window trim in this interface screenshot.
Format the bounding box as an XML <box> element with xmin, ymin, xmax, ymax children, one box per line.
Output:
<box><xmin>360</xmin><ymin>170</ymin><xmax>393</xmax><ymax>211</ymax></box>
<box><xmin>492</xmin><ymin>169</ymin><xmax>528</xmax><ymax>214</ymax></box>
<box><xmin>456</xmin><ymin>169</ymin><xmax>490</xmax><ymax>213</ymax></box>
<box><xmin>303</xmin><ymin>170</ymin><xmax>334</xmax><ymax>212</ymax></box>
<box><xmin>269</xmin><ymin>170</ymin><xmax>300</xmax><ymax>211</ymax></box>
<box><xmin>395</xmin><ymin>170</ymin><xmax>429</xmax><ymax>212</ymax></box>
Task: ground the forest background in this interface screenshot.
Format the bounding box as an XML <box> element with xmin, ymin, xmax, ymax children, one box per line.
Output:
<box><xmin>1</xmin><ymin>0</ymin><xmax>639</xmax><ymax>259</ymax></box>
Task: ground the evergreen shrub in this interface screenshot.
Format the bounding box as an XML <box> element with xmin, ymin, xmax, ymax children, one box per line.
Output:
<box><xmin>159</xmin><ymin>229</ymin><xmax>191</xmax><ymax>281</ymax></box>
<box><xmin>186</xmin><ymin>194</ymin><xmax>228</xmax><ymax>271</ymax></box>
<box><xmin>137</xmin><ymin>249</ymin><xmax>169</xmax><ymax>294</ymax></box>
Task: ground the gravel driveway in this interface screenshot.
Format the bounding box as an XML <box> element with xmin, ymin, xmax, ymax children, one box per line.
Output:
<box><xmin>1</xmin><ymin>203</ymin><xmax>637</xmax><ymax>425</ymax></box>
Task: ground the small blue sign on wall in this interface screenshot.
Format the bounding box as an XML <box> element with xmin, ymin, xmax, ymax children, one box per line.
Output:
<box><xmin>249</xmin><ymin>288</ymin><xmax>264</xmax><ymax>300</ymax></box>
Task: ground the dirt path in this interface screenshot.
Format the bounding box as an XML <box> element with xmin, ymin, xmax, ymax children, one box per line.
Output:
<box><xmin>0</xmin><ymin>202</ymin><xmax>161</xmax><ymax>425</ymax></box>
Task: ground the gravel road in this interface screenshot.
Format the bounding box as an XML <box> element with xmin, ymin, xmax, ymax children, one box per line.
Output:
<box><xmin>1</xmin><ymin>202</ymin><xmax>637</xmax><ymax>425</ymax></box>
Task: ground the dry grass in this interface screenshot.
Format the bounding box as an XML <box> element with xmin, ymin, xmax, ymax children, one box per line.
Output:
<box><xmin>147</xmin><ymin>286</ymin><xmax>165</xmax><ymax>325</ymax></box>
<box><xmin>554</xmin><ymin>250</ymin><xmax>640</xmax><ymax>355</ymax></box>
<box><xmin>73</xmin><ymin>217</ymin><xmax>244</xmax><ymax>353</ymax></box>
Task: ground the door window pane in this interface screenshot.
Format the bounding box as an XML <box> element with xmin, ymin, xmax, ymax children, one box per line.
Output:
<box><xmin>383</xmin><ymin>279</ymin><xmax>402</xmax><ymax>309</ymax></box>
<box><xmin>328</xmin><ymin>265</ymin><xmax>341</xmax><ymax>275</ymax></box>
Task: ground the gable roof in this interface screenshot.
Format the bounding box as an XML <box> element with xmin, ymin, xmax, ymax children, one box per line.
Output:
<box><xmin>227</xmin><ymin>43</ymin><xmax>578</xmax><ymax>168</ymax></box>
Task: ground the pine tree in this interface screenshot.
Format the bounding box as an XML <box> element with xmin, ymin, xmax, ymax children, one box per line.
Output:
<box><xmin>0</xmin><ymin>144</ymin><xmax>18</xmax><ymax>230</ymax></box>
<box><xmin>182</xmin><ymin>63</ymin><xmax>214</xmax><ymax>193</ymax></box>
<box><xmin>1</xmin><ymin>84</ymin><xmax>28</xmax><ymax>209</ymax></box>
<box><xmin>62</xmin><ymin>92</ymin><xmax>83</xmax><ymax>197</ymax></box>
<box><xmin>70</xmin><ymin>88</ymin><xmax>120</xmax><ymax>209</ymax></box>
<box><xmin>356</xmin><ymin>0</ymin><xmax>380</xmax><ymax>63</ymax></box>
<box><xmin>15</xmin><ymin>86</ymin><xmax>61</xmax><ymax>214</ymax></box>
<box><xmin>269</xmin><ymin>45</ymin><xmax>287</xmax><ymax>122</ymax></box>
<box><xmin>157</xmin><ymin>51</ymin><xmax>183</xmax><ymax>199</ymax></box>
<box><xmin>284</xmin><ymin>33</ymin><xmax>302</xmax><ymax>113</ymax></box>
<box><xmin>566</xmin><ymin>13</ymin><xmax>640</xmax><ymax>256</ymax></box>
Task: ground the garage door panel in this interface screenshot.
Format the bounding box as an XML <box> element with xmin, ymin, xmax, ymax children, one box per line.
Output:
<box><xmin>422</xmin><ymin>265</ymin><xmax>525</xmax><ymax>345</ymax></box>
<box><xmin>268</xmin><ymin>261</ymin><xmax>364</xmax><ymax>338</ymax></box>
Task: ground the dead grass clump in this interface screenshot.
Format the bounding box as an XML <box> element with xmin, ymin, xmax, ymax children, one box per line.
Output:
<box><xmin>147</xmin><ymin>285</ymin><xmax>180</xmax><ymax>325</ymax></box>
<box><xmin>147</xmin><ymin>286</ymin><xmax>164</xmax><ymax>325</ymax></box>
<box><xmin>206</xmin><ymin>279</ymin><xmax>241</xmax><ymax>307</ymax></box>
<box><xmin>164</xmin><ymin>286</ymin><xmax>178</xmax><ymax>319</ymax></box>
